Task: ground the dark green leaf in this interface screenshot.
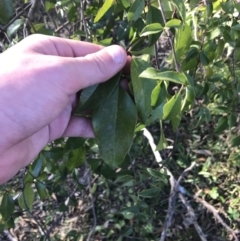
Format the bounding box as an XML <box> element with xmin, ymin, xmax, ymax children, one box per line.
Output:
<box><xmin>146</xmin><ymin>5</ymin><xmax>164</xmax><ymax>45</ymax></box>
<box><xmin>18</xmin><ymin>184</ymin><xmax>35</xmax><ymax>212</ymax></box>
<box><xmin>35</xmin><ymin>182</ymin><xmax>47</xmax><ymax>201</ymax></box>
<box><xmin>214</xmin><ymin>116</ymin><xmax>228</xmax><ymax>133</ymax></box>
<box><xmin>131</xmin><ymin>59</ymin><xmax>157</xmax><ymax>123</ymax></box>
<box><xmin>140</xmin><ymin>23</ymin><xmax>163</xmax><ymax>37</ymax></box>
<box><xmin>76</xmin><ymin>72</ymin><xmax>121</xmax><ymax>113</ymax></box>
<box><xmin>93</xmin><ymin>87</ymin><xmax>137</xmax><ymax>168</ymax></box>
<box><xmin>147</xmin><ymin>168</ymin><xmax>168</xmax><ymax>182</ymax></box>
<box><xmin>94</xmin><ymin>0</ymin><xmax>114</xmax><ymax>23</ymax></box>
<box><xmin>140</xmin><ymin>68</ymin><xmax>188</xmax><ymax>85</ymax></box>
<box><xmin>231</xmin><ymin>136</ymin><xmax>240</xmax><ymax>147</ymax></box>
<box><xmin>31</xmin><ymin>156</ymin><xmax>43</xmax><ymax>178</ymax></box>
<box><xmin>65</xmin><ymin>146</ymin><xmax>85</xmax><ymax>171</ymax></box>
<box><xmin>0</xmin><ymin>194</ymin><xmax>14</xmax><ymax>221</ymax></box>
<box><xmin>0</xmin><ymin>0</ymin><xmax>13</xmax><ymax>24</ymax></box>
<box><xmin>128</xmin><ymin>0</ymin><xmax>145</xmax><ymax>22</ymax></box>
<box><xmin>138</xmin><ymin>187</ymin><xmax>161</xmax><ymax>198</ymax></box>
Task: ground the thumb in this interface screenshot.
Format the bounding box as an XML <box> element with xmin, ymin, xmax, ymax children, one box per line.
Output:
<box><xmin>64</xmin><ymin>45</ymin><xmax>127</xmax><ymax>94</ymax></box>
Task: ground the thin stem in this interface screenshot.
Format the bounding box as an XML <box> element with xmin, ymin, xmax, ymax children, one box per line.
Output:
<box><xmin>157</xmin><ymin>0</ymin><xmax>180</xmax><ymax>72</ymax></box>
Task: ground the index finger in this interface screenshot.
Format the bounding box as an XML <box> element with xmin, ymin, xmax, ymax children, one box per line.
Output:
<box><xmin>20</xmin><ymin>34</ymin><xmax>104</xmax><ymax>57</ymax></box>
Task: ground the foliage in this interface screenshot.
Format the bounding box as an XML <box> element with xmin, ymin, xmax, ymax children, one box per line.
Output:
<box><xmin>1</xmin><ymin>0</ymin><xmax>240</xmax><ymax>240</ymax></box>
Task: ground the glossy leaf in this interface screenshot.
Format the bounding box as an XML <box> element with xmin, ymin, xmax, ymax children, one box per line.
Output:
<box><xmin>18</xmin><ymin>184</ymin><xmax>35</xmax><ymax>212</ymax></box>
<box><xmin>131</xmin><ymin>59</ymin><xmax>157</xmax><ymax>123</ymax></box>
<box><xmin>94</xmin><ymin>0</ymin><xmax>114</xmax><ymax>23</ymax></box>
<box><xmin>163</xmin><ymin>94</ymin><xmax>182</xmax><ymax>120</ymax></box>
<box><xmin>35</xmin><ymin>182</ymin><xmax>47</xmax><ymax>201</ymax></box>
<box><xmin>0</xmin><ymin>194</ymin><xmax>14</xmax><ymax>221</ymax></box>
<box><xmin>0</xmin><ymin>0</ymin><xmax>13</xmax><ymax>24</ymax></box>
<box><xmin>140</xmin><ymin>68</ymin><xmax>188</xmax><ymax>85</ymax></box>
<box><xmin>93</xmin><ymin>87</ymin><xmax>137</xmax><ymax>168</ymax></box>
<box><xmin>165</xmin><ymin>19</ymin><xmax>182</xmax><ymax>28</ymax></box>
<box><xmin>181</xmin><ymin>85</ymin><xmax>195</xmax><ymax>111</ymax></box>
<box><xmin>146</xmin><ymin>5</ymin><xmax>164</xmax><ymax>45</ymax></box>
<box><xmin>174</xmin><ymin>24</ymin><xmax>192</xmax><ymax>62</ymax></box>
<box><xmin>7</xmin><ymin>19</ymin><xmax>24</xmax><ymax>37</ymax></box>
<box><xmin>140</xmin><ymin>23</ymin><xmax>163</xmax><ymax>37</ymax></box>
<box><xmin>128</xmin><ymin>0</ymin><xmax>145</xmax><ymax>22</ymax></box>
<box><xmin>76</xmin><ymin>72</ymin><xmax>121</xmax><ymax>113</ymax></box>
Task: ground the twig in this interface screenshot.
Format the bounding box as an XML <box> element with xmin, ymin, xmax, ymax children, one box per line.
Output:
<box><xmin>194</xmin><ymin>194</ymin><xmax>239</xmax><ymax>241</ymax></box>
<box><xmin>3</xmin><ymin>230</ymin><xmax>18</xmax><ymax>241</ymax></box>
<box><xmin>157</xmin><ymin>0</ymin><xmax>180</xmax><ymax>72</ymax></box>
<box><xmin>175</xmin><ymin>162</ymin><xmax>196</xmax><ymax>192</ymax></box>
<box><xmin>2</xmin><ymin>3</ymin><xmax>31</xmax><ymax>31</ymax></box>
<box><xmin>179</xmin><ymin>193</ymin><xmax>207</xmax><ymax>241</ymax></box>
<box><xmin>80</xmin><ymin>0</ymin><xmax>89</xmax><ymax>41</ymax></box>
<box><xmin>23</xmin><ymin>0</ymin><xmax>38</xmax><ymax>37</ymax></box>
<box><xmin>143</xmin><ymin>128</ymin><xmax>204</xmax><ymax>241</ymax></box>
<box><xmin>86</xmin><ymin>172</ymin><xmax>97</xmax><ymax>241</ymax></box>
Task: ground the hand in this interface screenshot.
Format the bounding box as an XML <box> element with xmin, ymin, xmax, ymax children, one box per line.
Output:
<box><xmin>0</xmin><ymin>34</ymin><xmax>127</xmax><ymax>184</ymax></box>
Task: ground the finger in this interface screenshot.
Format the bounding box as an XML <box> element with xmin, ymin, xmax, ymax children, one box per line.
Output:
<box><xmin>62</xmin><ymin>116</ymin><xmax>94</xmax><ymax>138</ymax></box>
<box><xmin>21</xmin><ymin>34</ymin><xmax>104</xmax><ymax>57</ymax></box>
<box><xmin>57</xmin><ymin>45</ymin><xmax>127</xmax><ymax>94</ymax></box>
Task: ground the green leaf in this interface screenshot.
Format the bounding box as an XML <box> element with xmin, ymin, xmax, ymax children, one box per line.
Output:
<box><xmin>128</xmin><ymin>0</ymin><xmax>145</xmax><ymax>22</ymax></box>
<box><xmin>18</xmin><ymin>184</ymin><xmax>35</xmax><ymax>212</ymax></box>
<box><xmin>163</xmin><ymin>94</ymin><xmax>182</xmax><ymax>120</ymax></box>
<box><xmin>31</xmin><ymin>156</ymin><xmax>43</xmax><ymax>178</ymax></box>
<box><xmin>157</xmin><ymin>130</ymin><xmax>168</xmax><ymax>150</ymax></box>
<box><xmin>31</xmin><ymin>23</ymin><xmax>53</xmax><ymax>35</ymax></box>
<box><xmin>146</xmin><ymin>5</ymin><xmax>164</xmax><ymax>46</ymax></box>
<box><xmin>200</xmin><ymin>51</ymin><xmax>210</xmax><ymax>66</ymax></box>
<box><xmin>138</xmin><ymin>187</ymin><xmax>161</xmax><ymax>198</ymax></box>
<box><xmin>0</xmin><ymin>194</ymin><xmax>14</xmax><ymax>221</ymax></box>
<box><xmin>94</xmin><ymin>0</ymin><xmax>114</xmax><ymax>23</ymax></box>
<box><xmin>214</xmin><ymin>116</ymin><xmax>228</xmax><ymax>133</ymax></box>
<box><xmin>146</xmin><ymin>168</ymin><xmax>168</xmax><ymax>183</ymax></box>
<box><xmin>76</xmin><ymin>72</ymin><xmax>121</xmax><ymax>113</ymax></box>
<box><xmin>181</xmin><ymin>85</ymin><xmax>195</xmax><ymax>111</ymax></box>
<box><xmin>140</xmin><ymin>68</ymin><xmax>188</xmax><ymax>85</ymax></box>
<box><xmin>65</xmin><ymin>146</ymin><xmax>85</xmax><ymax>171</ymax></box>
<box><xmin>93</xmin><ymin>87</ymin><xmax>137</xmax><ymax>168</ymax></box>
<box><xmin>174</xmin><ymin>24</ymin><xmax>192</xmax><ymax>62</ymax></box>
<box><xmin>170</xmin><ymin>0</ymin><xmax>186</xmax><ymax>22</ymax></box>
<box><xmin>165</xmin><ymin>19</ymin><xmax>182</xmax><ymax>28</ymax></box>
<box><xmin>231</xmin><ymin>136</ymin><xmax>240</xmax><ymax>147</ymax></box>
<box><xmin>7</xmin><ymin>19</ymin><xmax>24</xmax><ymax>37</ymax></box>
<box><xmin>140</xmin><ymin>23</ymin><xmax>163</xmax><ymax>37</ymax></box>
<box><xmin>0</xmin><ymin>0</ymin><xmax>13</xmax><ymax>24</ymax></box>
<box><xmin>131</xmin><ymin>59</ymin><xmax>157</xmax><ymax>123</ymax></box>
<box><xmin>35</xmin><ymin>182</ymin><xmax>47</xmax><ymax>201</ymax></box>
<box><xmin>228</xmin><ymin>113</ymin><xmax>237</xmax><ymax>128</ymax></box>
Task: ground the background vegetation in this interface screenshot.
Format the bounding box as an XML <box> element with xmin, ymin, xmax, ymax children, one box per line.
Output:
<box><xmin>1</xmin><ymin>0</ymin><xmax>240</xmax><ymax>240</ymax></box>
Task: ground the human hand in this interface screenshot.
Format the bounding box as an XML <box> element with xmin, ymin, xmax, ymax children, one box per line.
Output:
<box><xmin>0</xmin><ymin>34</ymin><xmax>127</xmax><ymax>184</ymax></box>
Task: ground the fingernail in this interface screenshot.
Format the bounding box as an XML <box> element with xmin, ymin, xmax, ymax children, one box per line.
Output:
<box><xmin>106</xmin><ymin>45</ymin><xmax>126</xmax><ymax>64</ymax></box>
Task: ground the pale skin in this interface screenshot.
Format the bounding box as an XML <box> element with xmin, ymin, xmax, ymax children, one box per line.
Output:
<box><xmin>0</xmin><ymin>34</ymin><xmax>128</xmax><ymax>184</ymax></box>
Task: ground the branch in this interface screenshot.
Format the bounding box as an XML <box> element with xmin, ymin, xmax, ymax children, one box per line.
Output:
<box><xmin>194</xmin><ymin>194</ymin><xmax>239</xmax><ymax>241</ymax></box>
<box><xmin>86</xmin><ymin>171</ymin><xmax>97</xmax><ymax>241</ymax></box>
<box><xmin>143</xmin><ymin>128</ymin><xmax>202</xmax><ymax>241</ymax></box>
<box><xmin>179</xmin><ymin>193</ymin><xmax>207</xmax><ymax>241</ymax></box>
<box><xmin>80</xmin><ymin>0</ymin><xmax>89</xmax><ymax>41</ymax></box>
<box><xmin>23</xmin><ymin>0</ymin><xmax>38</xmax><ymax>37</ymax></box>
<box><xmin>157</xmin><ymin>0</ymin><xmax>180</xmax><ymax>72</ymax></box>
